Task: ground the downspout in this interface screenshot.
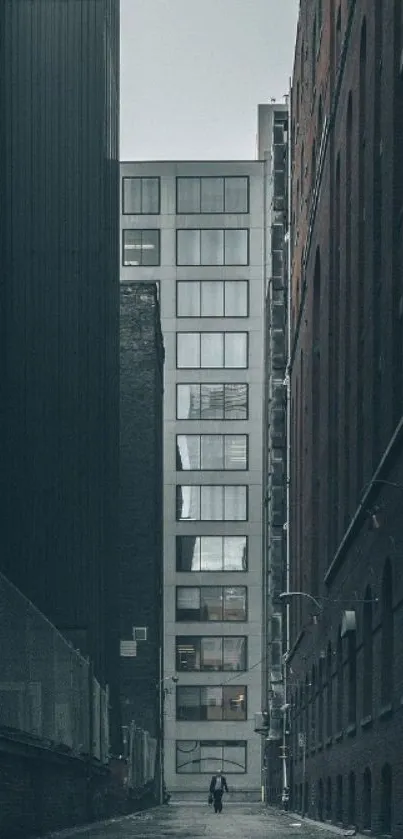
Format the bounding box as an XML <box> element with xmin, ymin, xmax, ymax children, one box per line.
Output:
<box><xmin>282</xmin><ymin>79</ymin><xmax>292</xmax><ymax>803</ymax></box>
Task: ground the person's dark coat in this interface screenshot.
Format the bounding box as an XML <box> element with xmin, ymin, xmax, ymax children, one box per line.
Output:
<box><xmin>209</xmin><ymin>774</ymin><xmax>229</xmax><ymax>795</ymax></box>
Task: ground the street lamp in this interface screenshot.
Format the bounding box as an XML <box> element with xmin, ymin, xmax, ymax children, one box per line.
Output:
<box><xmin>158</xmin><ymin>673</ymin><xmax>178</xmax><ymax>804</ymax></box>
<box><xmin>279</xmin><ymin>591</ymin><xmax>323</xmax><ymax>613</ymax></box>
<box><xmin>277</xmin><ymin>589</ymin><xmax>322</xmax><ymax>810</ymax></box>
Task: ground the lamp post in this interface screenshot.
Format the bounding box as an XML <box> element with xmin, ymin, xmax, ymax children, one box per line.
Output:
<box><xmin>277</xmin><ymin>590</ymin><xmax>323</xmax><ymax>810</ymax></box>
<box><xmin>158</xmin><ymin>666</ymin><xmax>178</xmax><ymax>805</ymax></box>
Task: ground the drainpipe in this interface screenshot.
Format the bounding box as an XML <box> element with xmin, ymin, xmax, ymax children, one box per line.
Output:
<box><xmin>282</xmin><ymin>78</ymin><xmax>292</xmax><ymax>806</ymax></box>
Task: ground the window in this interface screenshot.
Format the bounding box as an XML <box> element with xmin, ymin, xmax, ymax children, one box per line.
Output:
<box><xmin>176</xmin><ymin>176</ymin><xmax>249</xmax><ymax>214</ymax></box>
<box><xmin>122</xmin><ymin>229</ymin><xmax>160</xmax><ymax>266</ymax></box>
<box><xmin>176</xmin><ymin>229</ymin><xmax>249</xmax><ymax>266</ymax></box>
<box><xmin>176</xmin><ymin>280</ymin><xmax>249</xmax><ymax>317</ymax></box>
<box><xmin>362</xmin><ymin>586</ymin><xmax>373</xmax><ymax>717</ymax></box>
<box><xmin>381</xmin><ymin>559</ymin><xmax>394</xmax><ymax>705</ymax></box>
<box><xmin>176</xmin><ymin>485</ymin><xmax>248</xmax><ymax>521</ymax></box>
<box><xmin>177</xmin><ymin>435</ymin><xmax>248</xmax><ymax>471</ymax></box>
<box><xmin>348</xmin><ymin>771</ymin><xmax>356</xmax><ymax>826</ymax></box>
<box><xmin>176</xmin><ymin>333</ymin><xmax>248</xmax><ymax>368</ymax></box>
<box><xmin>176</xmin><ymin>535</ymin><xmax>248</xmax><ymax>572</ymax></box>
<box><xmin>122</xmin><ymin>177</ymin><xmax>160</xmax><ymax>214</ymax></box>
<box><xmin>336</xmin><ymin>632</ymin><xmax>343</xmax><ymax>732</ymax></box>
<box><xmin>177</xmin><ymin>383</ymin><xmax>248</xmax><ymax>420</ymax></box>
<box><xmin>326</xmin><ymin>642</ymin><xmax>333</xmax><ymax>738</ymax></box>
<box><xmin>176</xmin><ymin>686</ymin><xmax>247</xmax><ymax>721</ymax></box>
<box><xmin>175</xmin><ymin>636</ymin><xmax>247</xmax><ymax>672</ymax></box>
<box><xmin>176</xmin><ymin>586</ymin><xmax>247</xmax><ymax>622</ymax></box>
<box><xmin>176</xmin><ymin>740</ymin><xmax>246</xmax><ymax>774</ymax></box>
<box><xmin>380</xmin><ymin>764</ymin><xmax>392</xmax><ymax>835</ymax></box>
<box><xmin>348</xmin><ymin>630</ymin><xmax>357</xmax><ymax>726</ymax></box>
<box><xmin>363</xmin><ymin>768</ymin><xmax>372</xmax><ymax>830</ymax></box>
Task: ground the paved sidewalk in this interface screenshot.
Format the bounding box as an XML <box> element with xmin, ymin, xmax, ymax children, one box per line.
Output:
<box><xmin>42</xmin><ymin>802</ymin><xmax>360</xmax><ymax>839</ymax></box>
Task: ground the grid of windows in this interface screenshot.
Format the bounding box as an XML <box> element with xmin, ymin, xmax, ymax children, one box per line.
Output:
<box><xmin>176</xmin><ymin>586</ymin><xmax>247</xmax><ymax>622</ymax></box>
<box><xmin>177</xmin><ymin>384</ymin><xmax>248</xmax><ymax>420</ymax></box>
<box><xmin>177</xmin><ymin>280</ymin><xmax>248</xmax><ymax>318</ymax></box>
<box><xmin>122</xmin><ymin>177</ymin><xmax>160</xmax><ymax>214</ymax></box>
<box><xmin>176</xmin><ymin>333</ymin><xmax>248</xmax><ymax>369</ymax></box>
<box><xmin>122</xmin><ymin>229</ymin><xmax>160</xmax><ymax>266</ymax></box>
<box><xmin>176</xmin><ymin>535</ymin><xmax>248</xmax><ymax>572</ymax></box>
<box><xmin>176</xmin><ymin>686</ymin><xmax>247</xmax><ymax>721</ymax></box>
<box><xmin>176</xmin><ymin>636</ymin><xmax>247</xmax><ymax>672</ymax></box>
<box><xmin>176</xmin><ymin>229</ymin><xmax>249</xmax><ymax>266</ymax></box>
<box><xmin>177</xmin><ymin>435</ymin><xmax>248</xmax><ymax>471</ymax></box>
<box><xmin>176</xmin><ymin>176</ymin><xmax>249</xmax><ymax>214</ymax></box>
<box><xmin>176</xmin><ymin>485</ymin><xmax>248</xmax><ymax>521</ymax></box>
<box><xmin>176</xmin><ymin>741</ymin><xmax>247</xmax><ymax>774</ymax></box>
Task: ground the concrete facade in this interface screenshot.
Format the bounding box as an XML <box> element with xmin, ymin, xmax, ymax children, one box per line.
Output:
<box><xmin>288</xmin><ymin>1</ymin><xmax>403</xmax><ymax>835</ymax></box>
<box><xmin>120</xmin><ymin>161</ymin><xmax>266</xmax><ymax>796</ymax></box>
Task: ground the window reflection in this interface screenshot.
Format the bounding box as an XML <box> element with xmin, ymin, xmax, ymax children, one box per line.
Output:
<box><xmin>176</xmin><ymin>435</ymin><xmax>248</xmax><ymax>471</ymax></box>
<box><xmin>122</xmin><ymin>177</ymin><xmax>160</xmax><ymax>214</ymax></box>
<box><xmin>176</xmin><ymin>281</ymin><xmax>248</xmax><ymax>318</ymax></box>
<box><xmin>176</xmin><ymin>334</ymin><xmax>248</xmax><ymax>369</ymax></box>
<box><xmin>176</xmin><ymin>176</ymin><xmax>249</xmax><ymax>214</ymax></box>
<box><xmin>122</xmin><ymin>229</ymin><xmax>160</xmax><ymax>266</ymax></box>
<box><xmin>176</xmin><ymin>587</ymin><xmax>247</xmax><ymax>621</ymax></box>
<box><xmin>176</xmin><ymin>636</ymin><xmax>247</xmax><ymax>671</ymax></box>
<box><xmin>176</xmin><ymin>384</ymin><xmax>248</xmax><ymax>420</ymax></box>
<box><xmin>176</xmin><ymin>230</ymin><xmax>249</xmax><ymax>266</ymax></box>
<box><xmin>176</xmin><ymin>536</ymin><xmax>248</xmax><ymax>572</ymax></box>
<box><xmin>176</xmin><ymin>740</ymin><xmax>247</xmax><ymax>774</ymax></box>
<box><xmin>176</xmin><ymin>486</ymin><xmax>248</xmax><ymax>521</ymax></box>
<box><xmin>176</xmin><ymin>686</ymin><xmax>247</xmax><ymax>721</ymax></box>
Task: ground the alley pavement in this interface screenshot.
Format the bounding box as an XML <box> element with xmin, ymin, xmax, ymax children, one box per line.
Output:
<box><xmin>45</xmin><ymin>803</ymin><xmax>347</xmax><ymax>839</ymax></box>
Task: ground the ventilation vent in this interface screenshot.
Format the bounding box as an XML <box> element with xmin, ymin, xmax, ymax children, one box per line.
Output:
<box><xmin>120</xmin><ymin>640</ymin><xmax>137</xmax><ymax>658</ymax></box>
<box><xmin>133</xmin><ymin>626</ymin><xmax>147</xmax><ymax>642</ymax></box>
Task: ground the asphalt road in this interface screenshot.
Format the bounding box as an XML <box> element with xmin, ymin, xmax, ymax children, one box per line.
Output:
<box><xmin>47</xmin><ymin>803</ymin><xmax>340</xmax><ymax>839</ymax></box>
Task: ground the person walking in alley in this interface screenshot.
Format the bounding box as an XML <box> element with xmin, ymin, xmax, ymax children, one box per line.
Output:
<box><xmin>209</xmin><ymin>771</ymin><xmax>228</xmax><ymax>813</ymax></box>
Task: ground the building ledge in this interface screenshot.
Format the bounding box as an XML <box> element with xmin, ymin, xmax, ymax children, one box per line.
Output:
<box><xmin>379</xmin><ymin>703</ymin><xmax>393</xmax><ymax>721</ymax></box>
<box><xmin>360</xmin><ymin>714</ymin><xmax>373</xmax><ymax>730</ymax></box>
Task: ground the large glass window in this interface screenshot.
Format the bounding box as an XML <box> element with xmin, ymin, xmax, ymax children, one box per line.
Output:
<box><xmin>176</xmin><ymin>176</ymin><xmax>249</xmax><ymax>214</ymax></box>
<box><xmin>176</xmin><ymin>230</ymin><xmax>249</xmax><ymax>266</ymax></box>
<box><xmin>176</xmin><ymin>686</ymin><xmax>247</xmax><ymax>721</ymax></box>
<box><xmin>175</xmin><ymin>636</ymin><xmax>247</xmax><ymax>671</ymax></box>
<box><xmin>122</xmin><ymin>229</ymin><xmax>160</xmax><ymax>266</ymax></box>
<box><xmin>177</xmin><ymin>281</ymin><xmax>248</xmax><ymax>317</ymax></box>
<box><xmin>176</xmin><ymin>485</ymin><xmax>247</xmax><ymax>521</ymax></box>
<box><xmin>177</xmin><ymin>435</ymin><xmax>248</xmax><ymax>470</ymax></box>
<box><xmin>176</xmin><ymin>740</ymin><xmax>246</xmax><ymax>774</ymax></box>
<box><xmin>177</xmin><ymin>383</ymin><xmax>248</xmax><ymax>420</ymax></box>
<box><xmin>176</xmin><ymin>333</ymin><xmax>248</xmax><ymax>368</ymax></box>
<box><xmin>122</xmin><ymin>177</ymin><xmax>160</xmax><ymax>214</ymax></box>
<box><xmin>176</xmin><ymin>536</ymin><xmax>248</xmax><ymax>572</ymax></box>
<box><xmin>176</xmin><ymin>587</ymin><xmax>247</xmax><ymax>622</ymax></box>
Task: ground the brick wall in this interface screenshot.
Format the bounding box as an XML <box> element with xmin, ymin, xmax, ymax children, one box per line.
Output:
<box><xmin>119</xmin><ymin>283</ymin><xmax>164</xmax><ymax>738</ymax></box>
<box><xmin>287</xmin><ymin>2</ymin><xmax>403</xmax><ymax>835</ymax></box>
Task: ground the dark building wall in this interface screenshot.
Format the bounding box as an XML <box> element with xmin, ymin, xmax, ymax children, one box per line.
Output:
<box><xmin>288</xmin><ymin>1</ymin><xmax>403</xmax><ymax>835</ymax></box>
<box><xmin>119</xmin><ymin>283</ymin><xmax>164</xmax><ymax>739</ymax></box>
<box><xmin>0</xmin><ymin>0</ymin><xmax>120</xmax><ymax>703</ymax></box>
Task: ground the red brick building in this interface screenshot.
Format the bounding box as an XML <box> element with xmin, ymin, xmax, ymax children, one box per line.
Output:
<box><xmin>287</xmin><ymin>1</ymin><xmax>403</xmax><ymax>834</ymax></box>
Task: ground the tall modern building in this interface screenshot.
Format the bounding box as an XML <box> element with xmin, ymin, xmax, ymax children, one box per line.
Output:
<box><xmin>120</xmin><ymin>162</ymin><xmax>265</xmax><ymax>797</ymax></box>
<box><xmin>0</xmin><ymin>0</ymin><xmax>120</xmax><ymax>712</ymax></box>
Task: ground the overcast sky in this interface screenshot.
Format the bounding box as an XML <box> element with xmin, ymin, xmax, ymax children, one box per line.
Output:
<box><xmin>120</xmin><ymin>0</ymin><xmax>299</xmax><ymax>161</ymax></box>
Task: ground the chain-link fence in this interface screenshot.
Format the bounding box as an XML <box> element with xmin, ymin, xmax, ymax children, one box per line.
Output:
<box><xmin>0</xmin><ymin>571</ymin><xmax>108</xmax><ymax>762</ymax></box>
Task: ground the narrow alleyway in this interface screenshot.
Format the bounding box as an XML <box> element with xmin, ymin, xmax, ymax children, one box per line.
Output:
<box><xmin>45</xmin><ymin>803</ymin><xmax>345</xmax><ymax>839</ymax></box>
